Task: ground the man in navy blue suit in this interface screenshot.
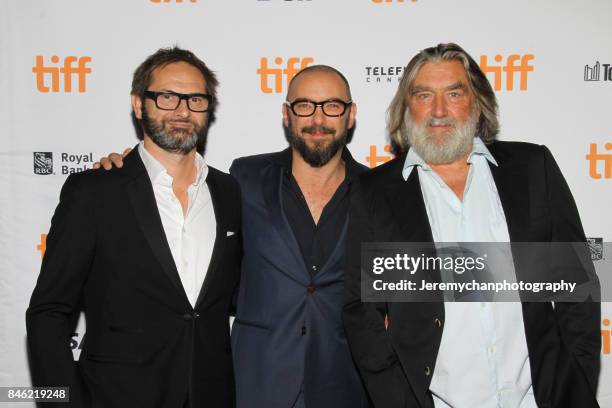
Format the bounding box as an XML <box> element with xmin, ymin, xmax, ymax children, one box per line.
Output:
<box><xmin>229</xmin><ymin>65</ymin><xmax>370</xmax><ymax>408</ymax></box>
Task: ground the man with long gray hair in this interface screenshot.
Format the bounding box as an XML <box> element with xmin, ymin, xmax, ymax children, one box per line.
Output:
<box><xmin>343</xmin><ymin>43</ymin><xmax>600</xmax><ymax>408</ymax></box>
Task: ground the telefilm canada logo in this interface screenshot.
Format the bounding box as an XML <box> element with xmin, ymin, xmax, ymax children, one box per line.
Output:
<box><xmin>364</xmin><ymin>65</ymin><xmax>405</xmax><ymax>84</ymax></box>
<box><xmin>584</xmin><ymin>61</ymin><xmax>612</xmax><ymax>82</ymax></box>
<box><xmin>33</xmin><ymin>152</ymin><xmax>94</xmax><ymax>175</ymax></box>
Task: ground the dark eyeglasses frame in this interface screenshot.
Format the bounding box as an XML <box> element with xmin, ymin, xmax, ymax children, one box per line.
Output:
<box><xmin>285</xmin><ymin>99</ymin><xmax>353</xmax><ymax>117</ymax></box>
<box><xmin>143</xmin><ymin>90</ymin><xmax>213</xmax><ymax>113</ymax></box>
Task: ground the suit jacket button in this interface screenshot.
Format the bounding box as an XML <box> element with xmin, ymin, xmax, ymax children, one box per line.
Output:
<box><xmin>307</xmin><ymin>286</ymin><xmax>316</xmax><ymax>294</ymax></box>
<box><xmin>183</xmin><ymin>313</ymin><xmax>193</xmax><ymax>321</ymax></box>
<box><xmin>434</xmin><ymin>318</ymin><xmax>442</xmax><ymax>327</ymax></box>
<box><xmin>425</xmin><ymin>366</ymin><xmax>431</xmax><ymax>376</ymax></box>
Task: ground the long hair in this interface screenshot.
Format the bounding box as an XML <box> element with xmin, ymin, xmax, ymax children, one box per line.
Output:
<box><xmin>387</xmin><ymin>43</ymin><xmax>499</xmax><ymax>155</ymax></box>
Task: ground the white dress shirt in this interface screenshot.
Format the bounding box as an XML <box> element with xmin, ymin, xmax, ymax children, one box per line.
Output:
<box><xmin>402</xmin><ymin>138</ymin><xmax>537</xmax><ymax>408</ymax></box>
<box><xmin>139</xmin><ymin>142</ymin><xmax>216</xmax><ymax>307</ymax></box>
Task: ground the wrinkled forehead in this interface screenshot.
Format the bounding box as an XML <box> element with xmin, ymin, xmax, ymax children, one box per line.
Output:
<box><xmin>410</xmin><ymin>60</ymin><xmax>470</xmax><ymax>91</ymax></box>
<box><xmin>287</xmin><ymin>70</ymin><xmax>350</xmax><ymax>101</ymax></box>
<box><xmin>149</xmin><ymin>61</ymin><xmax>207</xmax><ymax>92</ymax></box>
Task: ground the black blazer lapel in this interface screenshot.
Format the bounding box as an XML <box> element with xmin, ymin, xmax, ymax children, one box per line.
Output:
<box><xmin>384</xmin><ymin>166</ymin><xmax>434</xmax><ymax>243</ymax></box>
<box><xmin>488</xmin><ymin>144</ymin><xmax>531</xmax><ymax>242</ymax></box>
<box><xmin>260</xmin><ymin>153</ymin><xmax>309</xmax><ymax>282</ymax></box>
<box><xmin>194</xmin><ymin>169</ymin><xmax>229</xmax><ymax>308</ymax></box>
<box><xmin>123</xmin><ymin>150</ymin><xmax>189</xmax><ymax>304</ymax></box>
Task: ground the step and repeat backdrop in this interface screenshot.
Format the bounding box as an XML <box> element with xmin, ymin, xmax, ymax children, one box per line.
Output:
<box><xmin>1</xmin><ymin>0</ymin><xmax>611</xmax><ymax>406</ymax></box>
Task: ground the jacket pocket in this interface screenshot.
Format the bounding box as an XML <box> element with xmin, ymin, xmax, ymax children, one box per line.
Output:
<box><xmin>233</xmin><ymin>318</ymin><xmax>270</xmax><ymax>331</ymax></box>
<box><xmin>82</xmin><ymin>353</ymin><xmax>143</xmax><ymax>365</ymax></box>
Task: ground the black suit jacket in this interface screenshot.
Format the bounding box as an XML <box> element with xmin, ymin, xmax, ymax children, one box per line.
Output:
<box><xmin>343</xmin><ymin>141</ymin><xmax>601</xmax><ymax>408</ymax></box>
<box><xmin>26</xmin><ymin>148</ymin><xmax>241</xmax><ymax>407</ymax></box>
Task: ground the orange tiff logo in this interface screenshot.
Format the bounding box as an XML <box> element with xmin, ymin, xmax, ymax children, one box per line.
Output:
<box><xmin>37</xmin><ymin>234</ymin><xmax>47</xmax><ymax>258</ymax></box>
<box><xmin>150</xmin><ymin>0</ymin><xmax>197</xmax><ymax>2</ymax></box>
<box><xmin>479</xmin><ymin>54</ymin><xmax>534</xmax><ymax>91</ymax></box>
<box><xmin>257</xmin><ymin>57</ymin><xmax>314</xmax><ymax>94</ymax></box>
<box><xmin>32</xmin><ymin>56</ymin><xmax>92</xmax><ymax>93</ymax></box>
<box><xmin>586</xmin><ymin>143</ymin><xmax>612</xmax><ymax>179</ymax></box>
<box><xmin>366</xmin><ymin>145</ymin><xmax>394</xmax><ymax>168</ymax></box>
<box><xmin>603</xmin><ymin>318</ymin><xmax>611</xmax><ymax>355</ymax></box>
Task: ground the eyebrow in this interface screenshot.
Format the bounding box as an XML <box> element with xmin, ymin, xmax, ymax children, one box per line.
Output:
<box><xmin>410</xmin><ymin>81</ymin><xmax>467</xmax><ymax>95</ymax></box>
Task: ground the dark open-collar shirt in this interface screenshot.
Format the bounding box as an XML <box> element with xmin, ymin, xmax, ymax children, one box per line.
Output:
<box><xmin>280</xmin><ymin>147</ymin><xmax>365</xmax><ymax>277</ymax></box>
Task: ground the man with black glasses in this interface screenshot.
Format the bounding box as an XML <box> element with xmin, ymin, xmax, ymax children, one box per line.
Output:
<box><xmin>27</xmin><ymin>47</ymin><xmax>241</xmax><ymax>408</ymax></box>
<box><xmin>229</xmin><ymin>65</ymin><xmax>370</xmax><ymax>408</ymax></box>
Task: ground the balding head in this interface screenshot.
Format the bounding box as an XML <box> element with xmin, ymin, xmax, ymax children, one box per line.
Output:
<box><xmin>287</xmin><ymin>65</ymin><xmax>352</xmax><ymax>101</ymax></box>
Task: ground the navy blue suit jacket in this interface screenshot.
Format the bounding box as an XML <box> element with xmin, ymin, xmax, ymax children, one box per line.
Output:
<box><xmin>230</xmin><ymin>148</ymin><xmax>370</xmax><ymax>408</ymax></box>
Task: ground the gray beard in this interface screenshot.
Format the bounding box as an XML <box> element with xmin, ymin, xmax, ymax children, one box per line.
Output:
<box><xmin>405</xmin><ymin>110</ymin><xmax>478</xmax><ymax>165</ymax></box>
<box><xmin>141</xmin><ymin>106</ymin><xmax>202</xmax><ymax>155</ymax></box>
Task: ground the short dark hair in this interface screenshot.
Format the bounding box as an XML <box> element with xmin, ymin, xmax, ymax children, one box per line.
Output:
<box><xmin>131</xmin><ymin>46</ymin><xmax>219</xmax><ymax>114</ymax></box>
<box><xmin>286</xmin><ymin>65</ymin><xmax>352</xmax><ymax>100</ymax></box>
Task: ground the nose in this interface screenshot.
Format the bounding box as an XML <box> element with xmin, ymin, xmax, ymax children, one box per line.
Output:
<box><xmin>431</xmin><ymin>93</ymin><xmax>448</xmax><ymax>118</ymax></box>
<box><xmin>174</xmin><ymin>98</ymin><xmax>190</xmax><ymax>117</ymax></box>
<box><xmin>311</xmin><ymin>104</ymin><xmax>326</xmax><ymax>125</ymax></box>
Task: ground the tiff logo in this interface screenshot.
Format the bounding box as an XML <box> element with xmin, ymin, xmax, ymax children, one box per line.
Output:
<box><xmin>33</xmin><ymin>152</ymin><xmax>53</xmax><ymax>175</ymax></box>
<box><xmin>603</xmin><ymin>318</ymin><xmax>611</xmax><ymax>355</ymax></box>
<box><xmin>150</xmin><ymin>0</ymin><xmax>197</xmax><ymax>2</ymax></box>
<box><xmin>585</xmin><ymin>143</ymin><xmax>612</xmax><ymax>179</ymax></box>
<box><xmin>584</xmin><ymin>61</ymin><xmax>612</xmax><ymax>81</ymax></box>
<box><xmin>37</xmin><ymin>233</ymin><xmax>47</xmax><ymax>258</ymax></box>
<box><xmin>257</xmin><ymin>57</ymin><xmax>314</xmax><ymax>93</ymax></box>
<box><xmin>366</xmin><ymin>145</ymin><xmax>394</xmax><ymax>168</ymax></box>
<box><xmin>32</xmin><ymin>56</ymin><xmax>92</xmax><ymax>93</ymax></box>
<box><xmin>480</xmin><ymin>54</ymin><xmax>534</xmax><ymax>91</ymax></box>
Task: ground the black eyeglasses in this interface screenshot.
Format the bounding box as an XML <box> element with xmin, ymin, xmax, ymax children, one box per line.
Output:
<box><xmin>285</xmin><ymin>99</ymin><xmax>352</xmax><ymax>117</ymax></box>
<box><xmin>143</xmin><ymin>91</ymin><xmax>213</xmax><ymax>113</ymax></box>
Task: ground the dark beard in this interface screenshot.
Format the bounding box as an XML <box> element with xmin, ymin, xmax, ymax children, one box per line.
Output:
<box><xmin>141</xmin><ymin>105</ymin><xmax>207</xmax><ymax>155</ymax></box>
<box><xmin>284</xmin><ymin>123</ymin><xmax>347</xmax><ymax>168</ymax></box>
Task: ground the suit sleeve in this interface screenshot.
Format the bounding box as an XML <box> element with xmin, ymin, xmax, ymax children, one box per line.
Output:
<box><xmin>343</xmin><ymin>178</ymin><xmax>412</xmax><ymax>408</ymax></box>
<box><xmin>26</xmin><ymin>174</ymin><xmax>96</xmax><ymax>406</ymax></box>
<box><xmin>542</xmin><ymin>145</ymin><xmax>601</xmax><ymax>392</ymax></box>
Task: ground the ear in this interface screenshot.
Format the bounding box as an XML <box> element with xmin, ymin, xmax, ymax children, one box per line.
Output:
<box><xmin>282</xmin><ymin>102</ymin><xmax>290</xmax><ymax>128</ymax></box>
<box><xmin>131</xmin><ymin>94</ymin><xmax>143</xmax><ymax>120</ymax></box>
<box><xmin>347</xmin><ymin>102</ymin><xmax>357</xmax><ymax>129</ymax></box>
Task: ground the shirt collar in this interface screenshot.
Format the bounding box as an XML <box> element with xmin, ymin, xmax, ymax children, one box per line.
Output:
<box><xmin>402</xmin><ymin>137</ymin><xmax>498</xmax><ymax>181</ymax></box>
<box><xmin>138</xmin><ymin>141</ymin><xmax>208</xmax><ymax>186</ymax></box>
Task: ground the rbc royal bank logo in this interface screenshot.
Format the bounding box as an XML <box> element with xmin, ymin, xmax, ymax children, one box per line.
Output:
<box><xmin>33</xmin><ymin>152</ymin><xmax>53</xmax><ymax>175</ymax></box>
<box><xmin>587</xmin><ymin>237</ymin><xmax>604</xmax><ymax>261</ymax></box>
<box><xmin>32</xmin><ymin>152</ymin><xmax>94</xmax><ymax>175</ymax></box>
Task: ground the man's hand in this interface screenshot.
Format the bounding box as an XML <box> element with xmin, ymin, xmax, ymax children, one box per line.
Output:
<box><xmin>93</xmin><ymin>148</ymin><xmax>131</xmax><ymax>170</ymax></box>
